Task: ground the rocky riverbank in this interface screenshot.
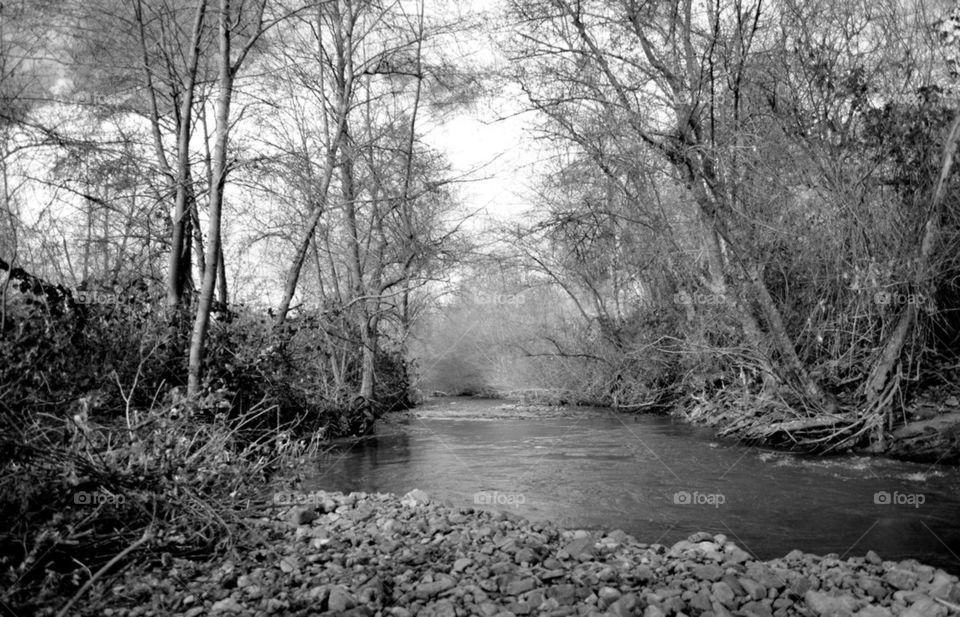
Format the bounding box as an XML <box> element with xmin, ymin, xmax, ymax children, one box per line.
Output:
<box><xmin>84</xmin><ymin>489</ymin><xmax>959</xmax><ymax>617</ymax></box>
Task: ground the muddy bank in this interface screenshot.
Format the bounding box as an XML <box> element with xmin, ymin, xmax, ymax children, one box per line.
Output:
<box><xmin>74</xmin><ymin>489</ymin><xmax>960</xmax><ymax>617</ymax></box>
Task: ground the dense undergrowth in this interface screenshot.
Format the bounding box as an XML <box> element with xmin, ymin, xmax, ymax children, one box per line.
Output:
<box><xmin>0</xmin><ymin>275</ymin><xmax>412</xmax><ymax>616</ymax></box>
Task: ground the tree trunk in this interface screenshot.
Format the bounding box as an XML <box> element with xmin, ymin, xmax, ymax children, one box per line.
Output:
<box><xmin>864</xmin><ymin>110</ymin><xmax>960</xmax><ymax>410</ymax></box>
<box><xmin>188</xmin><ymin>0</ymin><xmax>233</xmax><ymax>397</ymax></box>
<box><xmin>164</xmin><ymin>0</ymin><xmax>207</xmax><ymax>311</ymax></box>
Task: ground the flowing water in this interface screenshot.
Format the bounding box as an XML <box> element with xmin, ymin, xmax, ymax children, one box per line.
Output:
<box><xmin>302</xmin><ymin>397</ymin><xmax>960</xmax><ymax>573</ymax></box>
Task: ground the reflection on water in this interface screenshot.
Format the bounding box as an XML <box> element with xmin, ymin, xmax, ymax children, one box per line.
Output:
<box><xmin>302</xmin><ymin>397</ymin><xmax>960</xmax><ymax>573</ymax></box>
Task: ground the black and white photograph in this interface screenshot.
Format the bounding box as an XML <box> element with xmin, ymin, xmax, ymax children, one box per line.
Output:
<box><xmin>2</xmin><ymin>0</ymin><xmax>960</xmax><ymax>615</ymax></box>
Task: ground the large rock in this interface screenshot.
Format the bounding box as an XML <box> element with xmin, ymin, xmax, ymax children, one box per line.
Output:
<box><xmin>401</xmin><ymin>489</ymin><xmax>431</xmax><ymax>507</ymax></box>
<box><xmin>803</xmin><ymin>590</ymin><xmax>859</xmax><ymax>617</ymax></box>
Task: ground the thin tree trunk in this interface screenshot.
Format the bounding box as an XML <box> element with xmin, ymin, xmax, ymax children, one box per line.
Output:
<box><xmin>864</xmin><ymin>110</ymin><xmax>960</xmax><ymax>409</ymax></box>
<box><xmin>188</xmin><ymin>0</ymin><xmax>233</xmax><ymax>397</ymax></box>
<box><xmin>164</xmin><ymin>0</ymin><xmax>207</xmax><ymax>311</ymax></box>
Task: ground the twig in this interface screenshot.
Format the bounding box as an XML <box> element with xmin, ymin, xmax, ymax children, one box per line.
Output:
<box><xmin>54</xmin><ymin>527</ymin><xmax>153</xmax><ymax>617</ymax></box>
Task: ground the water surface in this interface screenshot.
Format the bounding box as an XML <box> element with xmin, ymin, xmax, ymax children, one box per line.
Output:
<box><xmin>303</xmin><ymin>397</ymin><xmax>960</xmax><ymax>573</ymax></box>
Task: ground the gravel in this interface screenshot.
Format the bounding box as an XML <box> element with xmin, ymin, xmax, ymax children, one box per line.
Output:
<box><xmin>97</xmin><ymin>489</ymin><xmax>960</xmax><ymax>617</ymax></box>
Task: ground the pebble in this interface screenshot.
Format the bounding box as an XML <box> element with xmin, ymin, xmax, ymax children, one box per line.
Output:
<box><xmin>100</xmin><ymin>489</ymin><xmax>958</xmax><ymax>617</ymax></box>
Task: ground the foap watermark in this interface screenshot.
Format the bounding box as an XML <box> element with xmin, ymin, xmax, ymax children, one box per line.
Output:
<box><xmin>474</xmin><ymin>291</ymin><xmax>525</xmax><ymax>306</ymax></box>
<box><xmin>874</xmin><ymin>491</ymin><xmax>925</xmax><ymax>508</ymax></box>
<box><xmin>69</xmin><ymin>91</ymin><xmax>133</xmax><ymax>110</ymax></box>
<box><xmin>74</xmin><ymin>490</ymin><xmax>125</xmax><ymax>506</ymax></box>
<box><xmin>673</xmin><ymin>291</ymin><xmax>727</xmax><ymax>306</ymax></box>
<box><xmin>873</xmin><ymin>291</ymin><xmax>927</xmax><ymax>307</ymax></box>
<box><xmin>74</xmin><ymin>289</ymin><xmax>122</xmax><ymax>305</ymax></box>
<box><xmin>673</xmin><ymin>490</ymin><xmax>725</xmax><ymax>508</ymax></box>
<box><xmin>273</xmin><ymin>490</ymin><xmax>335</xmax><ymax>507</ymax></box>
<box><xmin>473</xmin><ymin>490</ymin><xmax>526</xmax><ymax>508</ymax></box>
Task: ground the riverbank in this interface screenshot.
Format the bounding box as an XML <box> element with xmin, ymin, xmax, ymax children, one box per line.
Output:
<box><xmin>69</xmin><ymin>489</ymin><xmax>959</xmax><ymax>617</ymax></box>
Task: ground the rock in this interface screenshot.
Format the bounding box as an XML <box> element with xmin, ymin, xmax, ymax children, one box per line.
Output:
<box><xmin>859</xmin><ymin>576</ymin><xmax>889</xmax><ymax>601</ymax></box>
<box><xmin>515</xmin><ymin>548</ymin><xmax>537</xmax><ymax>564</ymax></box>
<box><xmin>884</xmin><ymin>568</ymin><xmax>918</xmax><ymax>590</ymax></box>
<box><xmin>210</xmin><ymin>597</ymin><xmax>244</xmax><ymax>613</ymax></box>
<box><xmin>739</xmin><ymin>577</ymin><xmax>766</xmax><ymax>601</ymax></box>
<box><xmin>453</xmin><ymin>557</ymin><xmax>473</xmax><ymax>572</ymax></box>
<box><xmin>401</xmin><ymin>489</ymin><xmax>431</xmax><ymax>507</ymax></box>
<box><xmin>287</xmin><ymin>506</ymin><xmax>317</xmax><ymax>526</ymax></box>
<box><xmin>726</xmin><ymin>546</ymin><xmax>753</xmax><ymax>563</ymax></box>
<box><xmin>803</xmin><ymin>590</ymin><xmax>858</xmax><ymax>616</ymax></box>
<box><xmin>505</xmin><ymin>577</ymin><xmax>537</xmax><ymax>595</ymax></box>
<box><xmin>901</xmin><ymin>597</ymin><xmax>948</xmax><ymax>617</ymax></box>
<box><xmin>547</xmin><ymin>583</ymin><xmax>578</xmax><ymax>604</ymax></box>
<box><xmin>688</xmin><ymin>590</ymin><xmax>713</xmax><ymax>612</ymax></box>
<box><xmin>712</xmin><ymin>581</ymin><xmax>737</xmax><ymax>608</ymax></box>
<box><xmin>561</xmin><ymin>537</ymin><xmax>595</xmax><ymax>560</ymax></box>
<box><xmin>856</xmin><ymin>607</ymin><xmax>893</xmax><ymax>617</ymax></box>
<box><xmin>740</xmin><ymin>600</ymin><xmax>773</xmax><ymax>617</ymax></box>
<box><xmin>643</xmin><ymin>606</ymin><xmax>666</xmax><ymax>617</ymax></box>
<box><xmin>722</xmin><ymin>574</ymin><xmax>746</xmax><ymax>596</ymax></box>
<box><xmin>784</xmin><ymin>549</ymin><xmax>805</xmax><ymax>564</ymax></box>
<box><xmin>929</xmin><ymin>571</ymin><xmax>957</xmax><ymax>598</ymax></box>
<box><xmin>597</xmin><ymin>586</ymin><xmax>620</xmax><ymax>607</ymax></box>
<box><xmin>308</xmin><ymin>585</ymin><xmax>329</xmax><ymax>602</ymax></box>
<box><xmin>278</xmin><ymin>555</ymin><xmax>299</xmax><ymax>573</ymax></box>
<box><xmin>607</xmin><ymin>593</ymin><xmax>637</xmax><ymax>617</ymax></box>
<box><xmin>424</xmin><ymin>599</ymin><xmax>457</xmax><ymax>617</ymax></box>
<box><xmin>865</xmin><ymin>551</ymin><xmax>882</xmax><ymax>565</ymax></box>
<box><xmin>694</xmin><ymin>564</ymin><xmax>724</xmax><ymax>582</ymax></box>
<box><xmin>634</xmin><ymin>565</ymin><xmax>656</xmax><ymax>583</ymax></box>
<box><xmin>689</xmin><ymin>531</ymin><xmax>714</xmax><ymax>543</ymax></box>
<box><xmin>327</xmin><ymin>585</ymin><xmax>356</xmax><ymax>612</ymax></box>
<box><xmin>747</xmin><ymin>563</ymin><xmax>786</xmax><ymax>590</ymax></box>
<box><xmin>416</xmin><ymin>578</ymin><xmax>457</xmax><ymax>599</ymax></box>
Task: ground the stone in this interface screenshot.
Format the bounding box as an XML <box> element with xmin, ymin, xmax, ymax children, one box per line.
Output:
<box><xmin>694</xmin><ymin>564</ymin><xmax>724</xmax><ymax>582</ymax></box>
<box><xmin>740</xmin><ymin>600</ymin><xmax>773</xmax><ymax>617</ymax></box>
<box><xmin>515</xmin><ymin>548</ymin><xmax>538</xmax><ymax>564</ymax></box>
<box><xmin>859</xmin><ymin>576</ymin><xmax>889</xmax><ymax>601</ymax></box>
<box><xmin>415</xmin><ymin>578</ymin><xmax>456</xmax><ymax>599</ymax></box>
<box><xmin>803</xmin><ymin>590</ymin><xmax>858</xmax><ymax>616</ymax></box>
<box><xmin>505</xmin><ymin>577</ymin><xmax>537</xmax><ymax>595</ymax></box>
<box><xmin>607</xmin><ymin>593</ymin><xmax>638</xmax><ymax>617</ymax></box>
<box><xmin>726</xmin><ymin>546</ymin><xmax>753</xmax><ymax>564</ymax></box>
<box><xmin>643</xmin><ymin>606</ymin><xmax>666</xmax><ymax>617</ymax></box>
<box><xmin>453</xmin><ymin>557</ymin><xmax>473</xmax><ymax>572</ymax></box>
<box><xmin>425</xmin><ymin>600</ymin><xmax>457</xmax><ymax>617</ymax></box>
<box><xmin>210</xmin><ymin>598</ymin><xmax>244</xmax><ymax>613</ymax></box>
<box><xmin>328</xmin><ymin>585</ymin><xmax>356</xmax><ymax>612</ymax></box>
<box><xmin>712</xmin><ymin>581</ymin><xmax>737</xmax><ymax>608</ymax></box>
<box><xmin>634</xmin><ymin>565</ymin><xmax>656</xmax><ymax>583</ymax></box>
<box><xmin>856</xmin><ymin>607</ymin><xmax>893</xmax><ymax>617</ymax></box>
<box><xmin>722</xmin><ymin>574</ymin><xmax>746</xmax><ymax>596</ymax></box>
<box><xmin>739</xmin><ymin>577</ymin><xmax>767</xmax><ymax>601</ymax></box>
<box><xmin>688</xmin><ymin>590</ymin><xmax>713</xmax><ymax>612</ymax></box>
<box><xmin>561</xmin><ymin>537</ymin><xmax>595</xmax><ymax>560</ymax></box>
<box><xmin>287</xmin><ymin>506</ymin><xmax>317</xmax><ymax>526</ymax></box>
<box><xmin>401</xmin><ymin>489</ymin><xmax>431</xmax><ymax>507</ymax></box>
<box><xmin>929</xmin><ymin>571</ymin><xmax>957</xmax><ymax>598</ymax></box>
<box><xmin>784</xmin><ymin>549</ymin><xmax>805</xmax><ymax>564</ymax></box>
<box><xmin>308</xmin><ymin>585</ymin><xmax>329</xmax><ymax>602</ymax></box>
<box><xmin>901</xmin><ymin>597</ymin><xmax>948</xmax><ymax>617</ymax></box>
<box><xmin>597</xmin><ymin>586</ymin><xmax>620</xmax><ymax>607</ymax></box>
<box><xmin>865</xmin><ymin>551</ymin><xmax>883</xmax><ymax>565</ymax></box>
<box><xmin>884</xmin><ymin>568</ymin><xmax>918</xmax><ymax>590</ymax></box>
